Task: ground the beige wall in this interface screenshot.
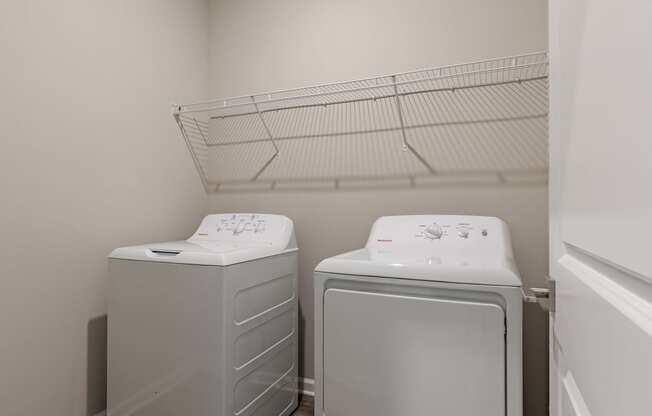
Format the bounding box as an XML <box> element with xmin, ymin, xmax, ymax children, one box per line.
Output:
<box><xmin>0</xmin><ymin>1</ymin><xmax>209</xmax><ymax>415</ymax></box>
<box><xmin>208</xmin><ymin>1</ymin><xmax>549</xmax><ymax>415</ymax></box>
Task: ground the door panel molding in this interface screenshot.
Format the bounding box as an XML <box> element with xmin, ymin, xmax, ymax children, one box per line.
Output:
<box><xmin>554</xmin><ymin>255</ymin><xmax>652</xmax><ymax>416</ymax></box>
<box><xmin>560</xmin><ymin>250</ymin><xmax>652</xmax><ymax>336</ymax></box>
<box><xmin>561</xmin><ymin>372</ymin><xmax>591</xmax><ymax>416</ymax></box>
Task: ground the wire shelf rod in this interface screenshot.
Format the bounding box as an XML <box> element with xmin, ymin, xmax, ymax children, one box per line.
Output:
<box><xmin>206</xmin><ymin>75</ymin><xmax>547</xmax><ymax>121</ymax></box>
<box><xmin>177</xmin><ymin>62</ymin><xmax>547</xmax><ymax>115</ymax></box>
<box><xmin>178</xmin><ymin>51</ymin><xmax>546</xmax><ymax>108</ymax></box>
<box><xmin>182</xmin><ymin>65</ymin><xmax>545</xmax><ymax>116</ymax></box>
<box><xmin>204</xmin><ymin>113</ymin><xmax>547</xmax><ymax>148</ymax></box>
<box><xmin>209</xmin><ymin>168</ymin><xmax>549</xmax><ymax>187</ymax></box>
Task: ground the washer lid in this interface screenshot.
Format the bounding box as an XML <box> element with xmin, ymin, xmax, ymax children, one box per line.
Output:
<box><xmin>315</xmin><ymin>215</ymin><xmax>522</xmax><ymax>287</ymax></box>
<box><xmin>109</xmin><ymin>213</ymin><xmax>297</xmax><ymax>266</ymax></box>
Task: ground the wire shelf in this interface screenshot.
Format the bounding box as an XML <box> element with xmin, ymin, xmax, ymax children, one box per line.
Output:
<box><xmin>173</xmin><ymin>52</ymin><xmax>548</xmax><ymax>192</ymax></box>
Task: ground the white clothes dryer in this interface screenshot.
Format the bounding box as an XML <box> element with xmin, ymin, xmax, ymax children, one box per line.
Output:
<box><xmin>314</xmin><ymin>215</ymin><xmax>523</xmax><ymax>416</ymax></box>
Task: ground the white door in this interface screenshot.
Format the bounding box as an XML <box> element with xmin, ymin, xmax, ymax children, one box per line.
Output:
<box><xmin>548</xmin><ymin>1</ymin><xmax>652</xmax><ymax>415</ymax></box>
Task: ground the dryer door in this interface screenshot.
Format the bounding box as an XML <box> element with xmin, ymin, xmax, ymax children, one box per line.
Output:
<box><xmin>323</xmin><ymin>288</ymin><xmax>505</xmax><ymax>416</ymax></box>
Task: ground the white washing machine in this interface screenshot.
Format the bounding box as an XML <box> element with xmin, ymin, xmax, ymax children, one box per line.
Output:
<box><xmin>314</xmin><ymin>215</ymin><xmax>523</xmax><ymax>416</ymax></box>
<box><xmin>107</xmin><ymin>214</ymin><xmax>298</xmax><ymax>416</ymax></box>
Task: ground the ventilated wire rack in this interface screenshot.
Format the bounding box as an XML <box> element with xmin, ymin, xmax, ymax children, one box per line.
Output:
<box><xmin>173</xmin><ymin>52</ymin><xmax>548</xmax><ymax>192</ymax></box>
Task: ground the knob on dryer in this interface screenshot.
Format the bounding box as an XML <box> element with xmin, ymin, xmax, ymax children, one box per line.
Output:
<box><xmin>424</xmin><ymin>223</ymin><xmax>443</xmax><ymax>239</ymax></box>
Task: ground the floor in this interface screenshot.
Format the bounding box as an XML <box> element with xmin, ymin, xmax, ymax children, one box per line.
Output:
<box><xmin>292</xmin><ymin>396</ymin><xmax>314</xmax><ymax>415</ymax></box>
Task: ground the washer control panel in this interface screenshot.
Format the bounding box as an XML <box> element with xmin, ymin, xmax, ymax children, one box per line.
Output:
<box><xmin>214</xmin><ymin>214</ymin><xmax>267</xmax><ymax>235</ymax></box>
<box><xmin>188</xmin><ymin>213</ymin><xmax>294</xmax><ymax>245</ymax></box>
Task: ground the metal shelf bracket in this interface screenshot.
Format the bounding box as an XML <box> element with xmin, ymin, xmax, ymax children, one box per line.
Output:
<box><xmin>391</xmin><ymin>75</ymin><xmax>437</xmax><ymax>174</ymax></box>
<box><xmin>172</xmin><ymin>106</ymin><xmax>210</xmax><ymax>192</ymax></box>
<box><xmin>251</xmin><ymin>96</ymin><xmax>280</xmax><ymax>181</ymax></box>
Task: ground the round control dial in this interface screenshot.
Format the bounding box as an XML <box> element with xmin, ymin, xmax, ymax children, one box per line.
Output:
<box><xmin>424</xmin><ymin>223</ymin><xmax>443</xmax><ymax>239</ymax></box>
<box><xmin>232</xmin><ymin>221</ymin><xmax>247</xmax><ymax>235</ymax></box>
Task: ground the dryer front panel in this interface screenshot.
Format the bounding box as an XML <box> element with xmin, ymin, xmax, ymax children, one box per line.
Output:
<box><xmin>323</xmin><ymin>288</ymin><xmax>505</xmax><ymax>416</ymax></box>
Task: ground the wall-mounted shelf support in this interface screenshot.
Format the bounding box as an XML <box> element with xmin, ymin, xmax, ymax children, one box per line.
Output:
<box><xmin>173</xmin><ymin>110</ymin><xmax>210</xmax><ymax>191</ymax></box>
<box><xmin>391</xmin><ymin>75</ymin><xmax>437</xmax><ymax>174</ymax></box>
<box><xmin>251</xmin><ymin>96</ymin><xmax>280</xmax><ymax>181</ymax></box>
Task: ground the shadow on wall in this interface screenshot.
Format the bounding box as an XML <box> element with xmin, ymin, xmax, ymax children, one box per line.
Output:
<box><xmin>87</xmin><ymin>315</ymin><xmax>107</xmax><ymax>416</ymax></box>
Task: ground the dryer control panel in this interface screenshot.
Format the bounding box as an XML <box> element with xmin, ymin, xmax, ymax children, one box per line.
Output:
<box><xmin>188</xmin><ymin>213</ymin><xmax>295</xmax><ymax>248</ymax></box>
<box><xmin>366</xmin><ymin>215</ymin><xmax>512</xmax><ymax>258</ymax></box>
<box><xmin>420</xmin><ymin>220</ymin><xmax>484</xmax><ymax>241</ymax></box>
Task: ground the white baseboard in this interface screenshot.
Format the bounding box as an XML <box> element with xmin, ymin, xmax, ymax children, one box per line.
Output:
<box><xmin>299</xmin><ymin>377</ymin><xmax>315</xmax><ymax>397</ymax></box>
